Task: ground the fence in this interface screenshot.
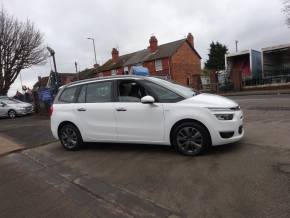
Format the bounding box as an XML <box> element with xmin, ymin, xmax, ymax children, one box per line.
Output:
<box><xmin>243</xmin><ymin>75</ymin><xmax>290</xmax><ymax>87</ymax></box>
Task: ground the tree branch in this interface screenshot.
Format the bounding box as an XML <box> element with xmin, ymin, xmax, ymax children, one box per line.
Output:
<box><xmin>0</xmin><ymin>7</ymin><xmax>47</xmax><ymax>95</ymax></box>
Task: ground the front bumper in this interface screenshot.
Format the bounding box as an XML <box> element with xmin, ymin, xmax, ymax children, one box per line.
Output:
<box><xmin>16</xmin><ymin>108</ymin><xmax>33</xmax><ymax>115</ymax></box>
<box><xmin>210</xmin><ymin>110</ymin><xmax>244</xmax><ymax>146</ymax></box>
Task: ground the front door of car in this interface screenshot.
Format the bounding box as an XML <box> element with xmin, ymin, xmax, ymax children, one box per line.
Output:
<box><xmin>74</xmin><ymin>81</ymin><xmax>117</xmax><ymax>141</ymax></box>
<box><xmin>114</xmin><ymin>79</ymin><xmax>165</xmax><ymax>143</ymax></box>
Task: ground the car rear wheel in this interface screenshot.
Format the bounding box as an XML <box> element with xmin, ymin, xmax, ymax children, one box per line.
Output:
<box><xmin>172</xmin><ymin>121</ymin><xmax>210</xmax><ymax>156</ymax></box>
<box><xmin>8</xmin><ymin>110</ymin><xmax>16</xmax><ymax>119</ymax></box>
<box><xmin>59</xmin><ymin>124</ymin><xmax>83</xmax><ymax>151</ymax></box>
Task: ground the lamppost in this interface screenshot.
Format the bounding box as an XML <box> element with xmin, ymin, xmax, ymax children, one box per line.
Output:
<box><xmin>235</xmin><ymin>40</ymin><xmax>239</xmax><ymax>53</ymax></box>
<box><xmin>47</xmin><ymin>46</ymin><xmax>59</xmax><ymax>91</ymax></box>
<box><xmin>75</xmin><ymin>61</ymin><xmax>79</xmax><ymax>80</ymax></box>
<box><xmin>87</xmin><ymin>37</ymin><xmax>97</xmax><ymax>65</ymax></box>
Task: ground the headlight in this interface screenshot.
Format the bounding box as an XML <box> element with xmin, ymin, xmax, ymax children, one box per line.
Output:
<box><xmin>215</xmin><ymin>114</ymin><xmax>234</xmax><ymax>120</ymax></box>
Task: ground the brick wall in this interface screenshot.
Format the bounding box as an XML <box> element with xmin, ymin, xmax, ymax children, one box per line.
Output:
<box><xmin>143</xmin><ymin>57</ymin><xmax>170</xmax><ymax>77</ymax></box>
<box><xmin>171</xmin><ymin>42</ymin><xmax>201</xmax><ymax>89</ymax></box>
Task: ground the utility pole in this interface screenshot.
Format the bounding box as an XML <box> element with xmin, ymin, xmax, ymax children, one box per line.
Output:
<box><xmin>87</xmin><ymin>37</ymin><xmax>97</xmax><ymax>65</ymax></box>
<box><xmin>75</xmin><ymin>61</ymin><xmax>79</xmax><ymax>80</ymax></box>
<box><xmin>235</xmin><ymin>40</ymin><xmax>239</xmax><ymax>53</ymax></box>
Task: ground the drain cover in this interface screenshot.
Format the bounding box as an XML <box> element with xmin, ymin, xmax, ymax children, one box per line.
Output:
<box><xmin>279</xmin><ymin>164</ymin><xmax>290</xmax><ymax>174</ymax></box>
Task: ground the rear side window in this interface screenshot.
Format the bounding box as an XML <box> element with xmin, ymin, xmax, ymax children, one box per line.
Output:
<box><xmin>59</xmin><ymin>86</ymin><xmax>78</xmax><ymax>103</ymax></box>
<box><xmin>86</xmin><ymin>81</ymin><xmax>112</xmax><ymax>103</ymax></box>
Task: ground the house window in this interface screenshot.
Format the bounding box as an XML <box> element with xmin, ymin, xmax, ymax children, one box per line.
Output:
<box><xmin>155</xmin><ymin>60</ymin><xmax>162</xmax><ymax>71</ymax></box>
<box><xmin>111</xmin><ymin>69</ymin><xmax>117</xmax><ymax>76</ymax></box>
<box><xmin>124</xmin><ymin>66</ymin><xmax>129</xmax><ymax>75</ymax></box>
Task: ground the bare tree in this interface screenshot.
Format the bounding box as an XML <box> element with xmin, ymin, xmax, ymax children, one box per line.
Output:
<box><xmin>283</xmin><ymin>0</ymin><xmax>290</xmax><ymax>27</ymax></box>
<box><xmin>0</xmin><ymin>8</ymin><xmax>47</xmax><ymax>95</ymax></box>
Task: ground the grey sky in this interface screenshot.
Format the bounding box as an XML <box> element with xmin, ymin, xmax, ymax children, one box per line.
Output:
<box><xmin>1</xmin><ymin>0</ymin><xmax>290</xmax><ymax>96</ymax></box>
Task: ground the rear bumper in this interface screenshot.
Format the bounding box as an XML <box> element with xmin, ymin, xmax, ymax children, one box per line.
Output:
<box><xmin>50</xmin><ymin>119</ymin><xmax>59</xmax><ymax>140</ymax></box>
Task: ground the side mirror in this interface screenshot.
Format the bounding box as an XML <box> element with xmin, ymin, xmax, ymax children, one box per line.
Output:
<box><xmin>0</xmin><ymin>103</ymin><xmax>6</xmax><ymax>107</ymax></box>
<box><xmin>141</xmin><ymin>95</ymin><xmax>155</xmax><ymax>104</ymax></box>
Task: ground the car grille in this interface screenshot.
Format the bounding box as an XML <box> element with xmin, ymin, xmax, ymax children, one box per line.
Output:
<box><xmin>25</xmin><ymin>106</ymin><xmax>32</xmax><ymax>112</ymax></box>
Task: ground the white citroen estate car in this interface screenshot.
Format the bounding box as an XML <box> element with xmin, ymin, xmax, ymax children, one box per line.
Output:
<box><xmin>50</xmin><ymin>76</ymin><xmax>244</xmax><ymax>156</ymax></box>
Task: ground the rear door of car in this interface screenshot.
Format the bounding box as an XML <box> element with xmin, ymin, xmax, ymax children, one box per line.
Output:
<box><xmin>73</xmin><ymin>80</ymin><xmax>117</xmax><ymax>142</ymax></box>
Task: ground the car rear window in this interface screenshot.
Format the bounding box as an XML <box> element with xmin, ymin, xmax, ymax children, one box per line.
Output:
<box><xmin>58</xmin><ymin>86</ymin><xmax>78</xmax><ymax>103</ymax></box>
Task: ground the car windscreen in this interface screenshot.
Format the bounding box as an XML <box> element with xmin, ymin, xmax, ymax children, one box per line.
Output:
<box><xmin>147</xmin><ymin>77</ymin><xmax>198</xmax><ymax>98</ymax></box>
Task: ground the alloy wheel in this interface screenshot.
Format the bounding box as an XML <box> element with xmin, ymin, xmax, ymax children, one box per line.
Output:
<box><xmin>8</xmin><ymin>110</ymin><xmax>16</xmax><ymax>119</ymax></box>
<box><xmin>176</xmin><ymin>127</ymin><xmax>203</xmax><ymax>154</ymax></box>
<box><xmin>60</xmin><ymin>126</ymin><xmax>78</xmax><ymax>150</ymax></box>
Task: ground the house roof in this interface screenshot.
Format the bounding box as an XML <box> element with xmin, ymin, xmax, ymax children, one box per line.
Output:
<box><xmin>97</xmin><ymin>53</ymin><xmax>136</xmax><ymax>72</ymax></box>
<box><xmin>77</xmin><ymin>68</ymin><xmax>96</xmax><ymax>80</ymax></box>
<box><xmin>262</xmin><ymin>43</ymin><xmax>290</xmax><ymax>53</ymax></box>
<box><xmin>98</xmin><ymin>39</ymin><xmax>201</xmax><ymax>72</ymax></box>
<box><xmin>226</xmin><ymin>49</ymin><xmax>261</xmax><ymax>58</ymax></box>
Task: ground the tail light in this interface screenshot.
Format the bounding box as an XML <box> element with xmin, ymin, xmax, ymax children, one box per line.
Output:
<box><xmin>48</xmin><ymin>105</ymin><xmax>53</xmax><ymax>117</ymax></box>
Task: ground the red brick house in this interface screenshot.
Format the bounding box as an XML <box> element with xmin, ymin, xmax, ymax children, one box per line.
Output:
<box><xmin>97</xmin><ymin>33</ymin><xmax>202</xmax><ymax>89</ymax></box>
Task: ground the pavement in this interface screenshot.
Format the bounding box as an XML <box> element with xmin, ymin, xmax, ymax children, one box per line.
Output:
<box><xmin>0</xmin><ymin>95</ymin><xmax>290</xmax><ymax>217</ymax></box>
<box><xmin>221</xmin><ymin>89</ymin><xmax>290</xmax><ymax>96</ymax></box>
<box><xmin>0</xmin><ymin>115</ymin><xmax>55</xmax><ymax>155</ymax></box>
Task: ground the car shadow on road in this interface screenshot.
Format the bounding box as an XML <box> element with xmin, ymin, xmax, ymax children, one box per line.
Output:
<box><xmin>207</xmin><ymin>142</ymin><xmax>243</xmax><ymax>156</ymax></box>
<box><xmin>79</xmin><ymin>141</ymin><xmax>243</xmax><ymax>157</ymax></box>
<box><xmin>83</xmin><ymin>142</ymin><xmax>175</xmax><ymax>154</ymax></box>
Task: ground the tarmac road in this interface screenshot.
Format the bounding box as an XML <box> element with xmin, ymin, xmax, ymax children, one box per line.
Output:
<box><xmin>0</xmin><ymin>94</ymin><xmax>290</xmax><ymax>218</ymax></box>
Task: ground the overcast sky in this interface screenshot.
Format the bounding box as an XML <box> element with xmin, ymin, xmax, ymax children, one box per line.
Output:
<box><xmin>2</xmin><ymin>0</ymin><xmax>290</xmax><ymax>96</ymax></box>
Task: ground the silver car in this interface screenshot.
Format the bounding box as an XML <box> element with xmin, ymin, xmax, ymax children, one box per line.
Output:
<box><xmin>0</xmin><ymin>98</ymin><xmax>33</xmax><ymax>118</ymax></box>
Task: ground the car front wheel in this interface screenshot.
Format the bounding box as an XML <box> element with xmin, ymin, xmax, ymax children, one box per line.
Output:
<box><xmin>59</xmin><ymin>124</ymin><xmax>83</xmax><ymax>151</ymax></box>
<box><xmin>8</xmin><ymin>110</ymin><xmax>16</xmax><ymax>119</ymax></box>
<box><xmin>172</xmin><ymin>121</ymin><xmax>211</xmax><ymax>156</ymax></box>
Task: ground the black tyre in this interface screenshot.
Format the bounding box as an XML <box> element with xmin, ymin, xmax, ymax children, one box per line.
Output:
<box><xmin>171</xmin><ymin>121</ymin><xmax>211</xmax><ymax>156</ymax></box>
<box><xmin>59</xmin><ymin>124</ymin><xmax>83</xmax><ymax>151</ymax></box>
<box><xmin>8</xmin><ymin>110</ymin><xmax>16</xmax><ymax>119</ymax></box>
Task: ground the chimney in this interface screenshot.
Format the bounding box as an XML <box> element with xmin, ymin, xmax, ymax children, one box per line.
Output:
<box><xmin>187</xmin><ymin>33</ymin><xmax>194</xmax><ymax>47</ymax></box>
<box><xmin>111</xmin><ymin>48</ymin><xmax>119</xmax><ymax>63</ymax></box>
<box><xmin>149</xmin><ymin>36</ymin><xmax>158</xmax><ymax>53</ymax></box>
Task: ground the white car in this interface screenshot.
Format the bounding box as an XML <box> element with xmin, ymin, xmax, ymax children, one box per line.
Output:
<box><xmin>50</xmin><ymin>76</ymin><xmax>244</xmax><ymax>156</ymax></box>
<box><xmin>0</xmin><ymin>98</ymin><xmax>33</xmax><ymax>118</ymax></box>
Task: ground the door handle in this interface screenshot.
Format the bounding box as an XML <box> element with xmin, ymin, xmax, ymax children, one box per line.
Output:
<box><xmin>77</xmin><ymin>108</ymin><xmax>87</xmax><ymax>112</ymax></box>
<box><xmin>116</xmin><ymin>107</ymin><xmax>127</xmax><ymax>112</ymax></box>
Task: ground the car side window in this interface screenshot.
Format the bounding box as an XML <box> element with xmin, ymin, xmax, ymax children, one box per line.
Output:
<box><xmin>77</xmin><ymin>85</ymin><xmax>86</xmax><ymax>103</ymax></box>
<box><xmin>117</xmin><ymin>80</ymin><xmax>148</xmax><ymax>102</ymax></box>
<box><xmin>86</xmin><ymin>81</ymin><xmax>112</xmax><ymax>103</ymax></box>
<box><xmin>143</xmin><ymin>81</ymin><xmax>183</xmax><ymax>103</ymax></box>
<box><xmin>59</xmin><ymin>86</ymin><xmax>78</xmax><ymax>103</ymax></box>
